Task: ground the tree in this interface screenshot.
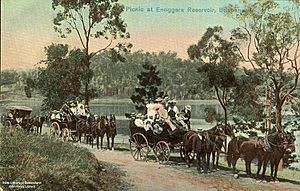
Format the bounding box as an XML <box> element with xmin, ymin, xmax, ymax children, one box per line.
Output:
<box><xmin>37</xmin><ymin>44</ymin><xmax>85</xmax><ymax>111</ymax></box>
<box><xmin>52</xmin><ymin>0</ymin><xmax>131</xmax><ymax>105</ymax></box>
<box><xmin>24</xmin><ymin>78</ymin><xmax>36</xmax><ymax>98</ymax></box>
<box><xmin>130</xmin><ymin>61</ymin><xmax>163</xmax><ymax>111</ymax></box>
<box><xmin>230</xmin><ymin>68</ymin><xmax>264</xmax><ymax>133</ymax></box>
<box><xmin>227</xmin><ymin>0</ymin><xmax>300</xmax><ymax>131</ymax></box>
<box><xmin>188</xmin><ymin>26</ymin><xmax>241</xmax><ymax>124</ymax></box>
<box><xmin>90</xmin><ymin>51</ymin><xmax>206</xmax><ymax>99</ymax></box>
<box><xmin>0</xmin><ymin>70</ymin><xmax>18</xmax><ymax>87</ymax></box>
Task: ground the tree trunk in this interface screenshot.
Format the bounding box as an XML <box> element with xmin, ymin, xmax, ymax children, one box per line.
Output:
<box><xmin>275</xmin><ymin>104</ymin><xmax>283</xmax><ymax>132</ymax></box>
<box><xmin>84</xmin><ymin>80</ymin><xmax>89</xmax><ymax>106</ymax></box>
<box><xmin>214</xmin><ymin>86</ymin><xmax>228</xmax><ymax>125</ymax></box>
<box><xmin>84</xmin><ymin>55</ymin><xmax>90</xmax><ymax>106</ymax></box>
<box><xmin>224</xmin><ymin>107</ymin><xmax>228</xmax><ymax>125</ymax></box>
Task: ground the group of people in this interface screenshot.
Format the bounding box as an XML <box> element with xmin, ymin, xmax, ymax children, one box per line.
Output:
<box><xmin>136</xmin><ymin>97</ymin><xmax>192</xmax><ymax>135</ymax></box>
<box><xmin>50</xmin><ymin>98</ymin><xmax>91</xmax><ymax>122</ymax></box>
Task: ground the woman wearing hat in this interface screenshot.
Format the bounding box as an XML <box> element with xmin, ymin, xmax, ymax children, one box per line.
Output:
<box><xmin>182</xmin><ymin>105</ymin><xmax>192</xmax><ymax>130</ymax></box>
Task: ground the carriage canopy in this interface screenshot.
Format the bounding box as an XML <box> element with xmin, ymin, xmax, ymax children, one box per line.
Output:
<box><xmin>6</xmin><ymin>106</ymin><xmax>32</xmax><ymax>118</ymax></box>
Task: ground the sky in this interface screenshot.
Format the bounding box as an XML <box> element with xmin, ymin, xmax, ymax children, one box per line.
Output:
<box><xmin>1</xmin><ymin>0</ymin><xmax>293</xmax><ymax>70</ymax></box>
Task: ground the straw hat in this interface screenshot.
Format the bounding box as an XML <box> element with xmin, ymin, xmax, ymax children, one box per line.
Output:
<box><xmin>185</xmin><ymin>105</ymin><xmax>192</xmax><ymax>111</ymax></box>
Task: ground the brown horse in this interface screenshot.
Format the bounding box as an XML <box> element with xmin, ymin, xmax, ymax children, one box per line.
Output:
<box><xmin>90</xmin><ymin>115</ymin><xmax>100</xmax><ymax>149</ymax></box>
<box><xmin>206</xmin><ymin>124</ymin><xmax>235</xmax><ymax>170</ymax></box>
<box><xmin>91</xmin><ymin>115</ymin><xmax>109</xmax><ymax>150</ymax></box>
<box><xmin>75</xmin><ymin>119</ymin><xmax>88</xmax><ymax>143</ymax></box>
<box><xmin>226</xmin><ymin>136</ymin><xmax>249</xmax><ymax>172</ymax></box>
<box><xmin>182</xmin><ymin>130</ymin><xmax>211</xmax><ymax>172</ymax></box>
<box><xmin>182</xmin><ymin>131</ymin><xmax>198</xmax><ymax>167</ymax></box>
<box><xmin>107</xmin><ymin>114</ymin><xmax>117</xmax><ymax>150</ymax></box>
<box><xmin>257</xmin><ymin>131</ymin><xmax>290</xmax><ymax>181</ymax></box>
<box><xmin>239</xmin><ymin>137</ymin><xmax>265</xmax><ymax>175</ymax></box>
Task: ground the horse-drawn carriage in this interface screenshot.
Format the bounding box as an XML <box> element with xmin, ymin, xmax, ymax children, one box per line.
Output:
<box><xmin>127</xmin><ymin>113</ymin><xmax>195</xmax><ymax>164</ymax></box>
<box><xmin>49</xmin><ymin>108</ymin><xmax>78</xmax><ymax>141</ymax></box>
<box><xmin>4</xmin><ymin>106</ymin><xmax>32</xmax><ymax>130</ymax></box>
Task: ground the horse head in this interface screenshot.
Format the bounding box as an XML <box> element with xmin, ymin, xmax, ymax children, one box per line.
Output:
<box><xmin>269</xmin><ymin>130</ymin><xmax>289</xmax><ymax>150</ymax></box>
<box><xmin>109</xmin><ymin>114</ymin><xmax>116</xmax><ymax>128</ymax></box>
<box><xmin>286</xmin><ymin>132</ymin><xmax>296</xmax><ymax>153</ymax></box>
<box><xmin>215</xmin><ymin>124</ymin><xmax>226</xmax><ymax>137</ymax></box>
<box><xmin>220</xmin><ymin>124</ymin><xmax>235</xmax><ymax>138</ymax></box>
<box><xmin>99</xmin><ymin>115</ymin><xmax>108</xmax><ymax>129</ymax></box>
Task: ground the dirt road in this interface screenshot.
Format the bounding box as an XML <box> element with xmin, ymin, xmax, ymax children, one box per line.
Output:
<box><xmin>79</xmin><ymin>144</ymin><xmax>300</xmax><ymax>191</ymax></box>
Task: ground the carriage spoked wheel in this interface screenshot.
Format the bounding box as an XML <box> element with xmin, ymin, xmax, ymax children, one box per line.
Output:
<box><xmin>14</xmin><ymin>124</ymin><xmax>22</xmax><ymax>130</ymax></box>
<box><xmin>4</xmin><ymin>120</ymin><xmax>12</xmax><ymax>128</ymax></box>
<box><xmin>50</xmin><ymin>122</ymin><xmax>60</xmax><ymax>137</ymax></box>
<box><xmin>154</xmin><ymin>141</ymin><xmax>170</xmax><ymax>164</ymax></box>
<box><xmin>130</xmin><ymin>133</ymin><xmax>149</xmax><ymax>161</ymax></box>
<box><xmin>179</xmin><ymin>146</ymin><xmax>195</xmax><ymax>163</ymax></box>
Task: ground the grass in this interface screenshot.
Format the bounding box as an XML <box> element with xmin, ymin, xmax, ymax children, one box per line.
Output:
<box><xmin>216</xmin><ymin>156</ymin><xmax>300</xmax><ymax>183</ymax></box>
<box><xmin>0</xmin><ymin>126</ymin><xmax>130</xmax><ymax>191</ymax></box>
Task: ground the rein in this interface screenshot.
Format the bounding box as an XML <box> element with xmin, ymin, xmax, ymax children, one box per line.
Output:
<box><xmin>268</xmin><ymin>141</ymin><xmax>288</xmax><ymax>148</ymax></box>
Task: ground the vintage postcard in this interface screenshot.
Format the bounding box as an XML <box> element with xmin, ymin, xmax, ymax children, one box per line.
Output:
<box><xmin>1</xmin><ymin>0</ymin><xmax>300</xmax><ymax>190</ymax></box>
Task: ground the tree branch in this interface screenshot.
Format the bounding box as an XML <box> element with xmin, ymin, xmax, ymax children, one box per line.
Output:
<box><xmin>90</xmin><ymin>37</ymin><xmax>113</xmax><ymax>58</ymax></box>
<box><xmin>69</xmin><ymin>11</ymin><xmax>86</xmax><ymax>49</ymax></box>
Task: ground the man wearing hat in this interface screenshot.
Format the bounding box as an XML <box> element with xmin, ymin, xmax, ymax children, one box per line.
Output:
<box><xmin>182</xmin><ymin>105</ymin><xmax>192</xmax><ymax>130</ymax></box>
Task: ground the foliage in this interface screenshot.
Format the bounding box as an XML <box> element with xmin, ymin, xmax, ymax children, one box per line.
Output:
<box><xmin>52</xmin><ymin>0</ymin><xmax>131</xmax><ymax>105</ymax></box>
<box><xmin>36</xmin><ymin>44</ymin><xmax>85</xmax><ymax>111</ymax></box>
<box><xmin>91</xmin><ymin>51</ymin><xmax>208</xmax><ymax>99</ymax></box>
<box><xmin>188</xmin><ymin>26</ymin><xmax>241</xmax><ymax>124</ymax></box>
<box><xmin>130</xmin><ymin>61</ymin><xmax>163</xmax><ymax>111</ymax></box>
<box><xmin>231</xmin><ymin>68</ymin><xmax>264</xmax><ymax>132</ymax></box>
<box><xmin>204</xmin><ymin>107</ymin><xmax>221</xmax><ymax>123</ymax></box>
<box><xmin>0</xmin><ymin>128</ymin><xmax>128</xmax><ymax>191</ymax></box>
<box><xmin>0</xmin><ymin>70</ymin><xmax>18</xmax><ymax>87</ymax></box>
<box><xmin>226</xmin><ymin>0</ymin><xmax>300</xmax><ymax>130</ymax></box>
<box><xmin>24</xmin><ymin>78</ymin><xmax>36</xmax><ymax>98</ymax></box>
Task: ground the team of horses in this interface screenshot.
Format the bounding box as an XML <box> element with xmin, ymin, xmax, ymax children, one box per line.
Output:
<box><xmin>52</xmin><ymin>114</ymin><xmax>117</xmax><ymax>150</ymax></box>
<box><xmin>182</xmin><ymin>125</ymin><xmax>296</xmax><ymax>182</ymax></box>
<box><xmin>9</xmin><ymin>113</ymin><xmax>117</xmax><ymax>150</ymax></box>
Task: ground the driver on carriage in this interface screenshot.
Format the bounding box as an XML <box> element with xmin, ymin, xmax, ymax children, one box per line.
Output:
<box><xmin>167</xmin><ymin>99</ymin><xmax>188</xmax><ymax>129</ymax></box>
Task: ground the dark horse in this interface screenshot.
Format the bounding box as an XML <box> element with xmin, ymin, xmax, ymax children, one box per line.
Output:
<box><xmin>239</xmin><ymin>137</ymin><xmax>265</xmax><ymax>175</ymax></box>
<box><xmin>182</xmin><ymin>124</ymin><xmax>234</xmax><ymax>171</ymax></box>
<box><xmin>91</xmin><ymin>115</ymin><xmax>109</xmax><ymax>150</ymax></box>
<box><xmin>257</xmin><ymin>131</ymin><xmax>291</xmax><ymax>181</ymax></box>
<box><xmin>182</xmin><ymin>130</ymin><xmax>210</xmax><ymax>172</ymax></box>
<box><xmin>107</xmin><ymin>114</ymin><xmax>117</xmax><ymax>150</ymax></box>
<box><xmin>226</xmin><ymin>136</ymin><xmax>250</xmax><ymax>172</ymax></box>
<box><xmin>30</xmin><ymin>116</ymin><xmax>47</xmax><ymax>134</ymax></box>
<box><xmin>206</xmin><ymin>124</ymin><xmax>235</xmax><ymax>171</ymax></box>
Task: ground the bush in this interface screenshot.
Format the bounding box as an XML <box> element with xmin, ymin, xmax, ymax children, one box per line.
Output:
<box><xmin>0</xmin><ymin>128</ymin><xmax>128</xmax><ymax>190</ymax></box>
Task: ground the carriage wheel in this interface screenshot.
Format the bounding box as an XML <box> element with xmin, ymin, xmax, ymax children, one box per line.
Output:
<box><xmin>180</xmin><ymin>146</ymin><xmax>195</xmax><ymax>163</ymax></box>
<box><xmin>61</xmin><ymin>128</ymin><xmax>69</xmax><ymax>142</ymax></box>
<box><xmin>130</xmin><ymin>133</ymin><xmax>149</xmax><ymax>161</ymax></box>
<box><xmin>4</xmin><ymin>120</ymin><xmax>11</xmax><ymax>128</ymax></box>
<box><xmin>50</xmin><ymin>122</ymin><xmax>60</xmax><ymax>137</ymax></box>
<box><xmin>154</xmin><ymin>141</ymin><xmax>170</xmax><ymax>164</ymax></box>
<box><xmin>14</xmin><ymin>124</ymin><xmax>22</xmax><ymax>130</ymax></box>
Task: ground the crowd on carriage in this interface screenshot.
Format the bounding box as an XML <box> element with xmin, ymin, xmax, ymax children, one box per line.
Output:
<box><xmin>132</xmin><ymin>96</ymin><xmax>192</xmax><ymax>136</ymax></box>
<box><xmin>50</xmin><ymin>98</ymin><xmax>92</xmax><ymax>125</ymax></box>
